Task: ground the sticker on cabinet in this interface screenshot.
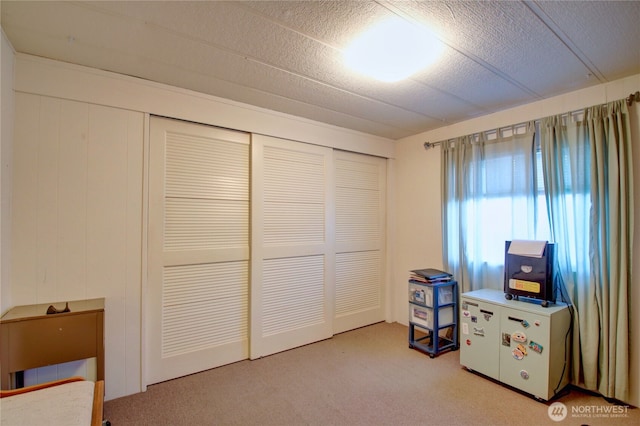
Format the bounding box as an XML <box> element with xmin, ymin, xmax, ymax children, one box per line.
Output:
<box><xmin>511</xmin><ymin>331</ymin><xmax>527</xmax><ymax>343</ymax></box>
<box><xmin>502</xmin><ymin>332</ymin><xmax>511</xmax><ymax>346</ymax></box>
<box><xmin>473</xmin><ymin>327</ymin><xmax>485</xmax><ymax>336</ymax></box>
<box><xmin>529</xmin><ymin>340</ymin><xmax>543</xmax><ymax>354</ymax></box>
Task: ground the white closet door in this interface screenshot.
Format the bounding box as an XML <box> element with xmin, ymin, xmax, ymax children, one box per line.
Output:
<box><xmin>251</xmin><ymin>135</ymin><xmax>334</xmax><ymax>359</ymax></box>
<box><xmin>334</xmin><ymin>151</ymin><xmax>387</xmax><ymax>334</ymax></box>
<box><xmin>147</xmin><ymin>117</ymin><xmax>250</xmax><ymax>384</ymax></box>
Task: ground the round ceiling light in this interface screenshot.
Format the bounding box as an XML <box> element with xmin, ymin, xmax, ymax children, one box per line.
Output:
<box><xmin>343</xmin><ymin>17</ymin><xmax>444</xmax><ymax>83</ymax></box>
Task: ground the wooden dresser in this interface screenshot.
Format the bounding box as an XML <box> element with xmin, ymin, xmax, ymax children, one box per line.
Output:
<box><xmin>0</xmin><ymin>298</ymin><xmax>104</xmax><ymax>389</ymax></box>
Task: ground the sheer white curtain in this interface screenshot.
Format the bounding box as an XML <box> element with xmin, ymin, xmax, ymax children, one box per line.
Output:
<box><xmin>441</xmin><ymin>122</ymin><xmax>549</xmax><ymax>293</ymax></box>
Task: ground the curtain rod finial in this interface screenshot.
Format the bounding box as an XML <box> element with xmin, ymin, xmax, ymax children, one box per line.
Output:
<box><xmin>424</xmin><ymin>142</ymin><xmax>435</xmax><ymax>150</ymax></box>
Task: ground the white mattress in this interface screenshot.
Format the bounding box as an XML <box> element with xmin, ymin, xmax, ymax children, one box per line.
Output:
<box><xmin>0</xmin><ymin>381</ymin><xmax>95</xmax><ymax>426</ymax></box>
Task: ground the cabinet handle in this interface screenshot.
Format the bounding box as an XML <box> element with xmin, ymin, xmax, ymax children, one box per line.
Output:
<box><xmin>508</xmin><ymin>316</ymin><xmax>524</xmax><ymax>323</ymax></box>
<box><xmin>464</xmin><ymin>301</ymin><xmax>478</xmax><ymax>307</ymax></box>
<box><xmin>480</xmin><ymin>309</ymin><xmax>493</xmax><ymax>315</ymax></box>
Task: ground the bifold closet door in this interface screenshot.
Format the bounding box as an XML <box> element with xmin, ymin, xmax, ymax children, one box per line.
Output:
<box><xmin>333</xmin><ymin>151</ymin><xmax>387</xmax><ymax>334</ymax></box>
<box><xmin>147</xmin><ymin>117</ymin><xmax>250</xmax><ymax>384</ymax></box>
<box><xmin>250</xmin><ymin>135</ymin><xmax>334</xmax><ymax>359</ymax></box>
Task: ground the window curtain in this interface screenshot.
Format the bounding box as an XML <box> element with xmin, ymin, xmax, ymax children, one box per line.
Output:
<box><xmin>441</xmin><ymin>122</ymin><xmax>545</xmax><ymax>294</ymax></box>
<box><xmin>540</xmin><ymin>99</ymin><xmax>633</xmax><ymax>402</ymax></box>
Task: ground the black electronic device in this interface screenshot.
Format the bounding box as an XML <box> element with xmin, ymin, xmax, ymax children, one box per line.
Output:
<box><xmin>504</xmin><ymin>241</ymin><xmax>556</xmax><ymax>307</ymax></box>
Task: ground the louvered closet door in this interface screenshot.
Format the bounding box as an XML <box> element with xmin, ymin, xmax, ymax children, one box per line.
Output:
<box><xmin>147</xmin><ymin>117</ymin><xmax>250</xmax><ymax>384</ymax></box>
<box><xmin>250</xmin><ymin>135</ymin><xmax>334</xmax><ymax>359</ymax></box>
<box><xmin>334</xmin><ymin>151</ymin><xmax>387</xmax><ymax>334</ymax></box>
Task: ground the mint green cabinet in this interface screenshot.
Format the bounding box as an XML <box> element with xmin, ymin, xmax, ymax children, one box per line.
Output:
<box><xmin>460</xmin><ymin>289</ymin><xmax>571</xmax><ymax>401</ymax></box>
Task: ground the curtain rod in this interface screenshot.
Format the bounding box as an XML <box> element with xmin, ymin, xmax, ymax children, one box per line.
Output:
<box><xmin>424</xmin><ymin>91</ymin><xmax>640</xmax><ymax>150</ymax></box>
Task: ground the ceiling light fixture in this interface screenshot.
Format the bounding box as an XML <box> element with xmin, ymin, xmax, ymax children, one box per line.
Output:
<box><xmin>343</xmin><ymin>17</ymin><xmax>444</xmax><ymax>83</ymax></box>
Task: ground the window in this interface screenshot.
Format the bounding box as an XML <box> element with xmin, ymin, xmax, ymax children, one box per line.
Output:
<box><xmin>443</xmin><ymin>123</ymin><xmax>590</xmax><ymax>290</ymax></box>
<box><xmin>465</xmin><ymin>153</ymin><xmax>549</xmax><ymax>268</ymax></box>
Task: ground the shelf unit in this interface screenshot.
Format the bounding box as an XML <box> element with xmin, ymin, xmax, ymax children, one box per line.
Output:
<box><xmin>408</xmin><ymin>280</ymin><xmax>459</xmax><ymax>358</ymax></box>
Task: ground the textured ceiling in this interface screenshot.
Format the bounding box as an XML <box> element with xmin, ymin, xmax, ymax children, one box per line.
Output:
<box><xmin>2</xmin><ymin>1</ymin><xmax>639</xmax><ymax>140</ymax></box>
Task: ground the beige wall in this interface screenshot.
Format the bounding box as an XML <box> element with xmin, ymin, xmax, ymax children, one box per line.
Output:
<box><xmin>11</xmin><ymin>95</ymin><xmax>144</xmax><ymax>398</ymax></box>
<box><xmin>394</xmin><ymin>73</ymin><xmax>640</xmax><ymax>406</ymax></box>
<box><xmin>1</xmin><ymin>29</ymin><xmax>15</xmax><ymax>314</ymax></box>
<box><xmin>13</xmin><ymin>54</ymin><xmax>395</xmax><ymax>160</ymax></box>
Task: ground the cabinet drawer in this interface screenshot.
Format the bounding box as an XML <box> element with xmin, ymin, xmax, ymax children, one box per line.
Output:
<box><xmin>409</xmin><ymin>304</ymin><xmax>454</xmax><ymax>329</ymax></box>
<box><xmin>6</xmin><ymin>313</ymin><xmax>99</xmax><ymax>372</ymax></box>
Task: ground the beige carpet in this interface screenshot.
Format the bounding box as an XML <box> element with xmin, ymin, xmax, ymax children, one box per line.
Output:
<box><xmin>104</xmin><ymin>322</ymin><xmax>637</xmax><ymax>425</ymax></box>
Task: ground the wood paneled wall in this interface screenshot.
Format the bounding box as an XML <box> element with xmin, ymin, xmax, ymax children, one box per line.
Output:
<box><xmin>11</xmin><ymin>94</ymin><xmax>143</xmax><ymax>399</ymax></box>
